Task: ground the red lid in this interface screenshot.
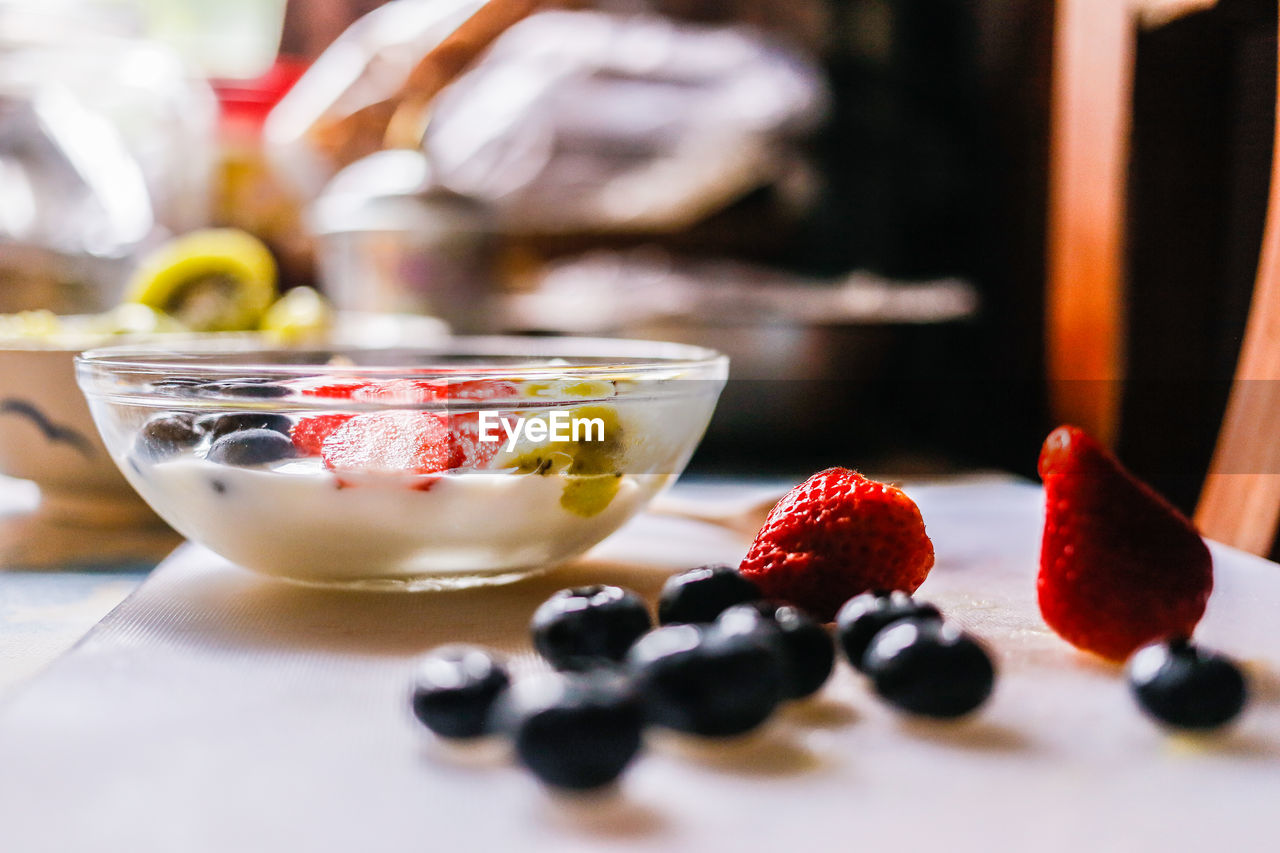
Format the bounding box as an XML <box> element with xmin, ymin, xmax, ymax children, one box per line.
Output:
<box><xmin>212</xmin><ymin>57</ymin><xmax>308</xmax><ymax>130</ymax></box>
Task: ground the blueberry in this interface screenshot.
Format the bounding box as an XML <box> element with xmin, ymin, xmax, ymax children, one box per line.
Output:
<box><xmin>491</xmin><ymin>671</ymin><xmax>644</xmax><ymax>790</ymax></box>
<box><xmin>197</xmin><ymin>412</ymin><xmax>293</xmax><ymax>440</ymax></box>
<box><xmin>206</xmin><ymin>428</ymin><xmax>297</xmax><ymax>466</ymax></box>
<box><xmin>197</xmin><ymin>381</ymin><xmax>290</xmax><ymax>398</ymax></box>
<box><xmin>150</xmin><ymin>377</ymin><xmax>204</xmax><ymax>392</ymax></box>
<box><xmin>836</xmin><ymin>591</ymin><xmax>942</xmax><ymax>672</ymax></box>
<box><xmin>531</xmin><ymin>585</ymin><xmax>652</xmax><ymax>671</ymax></box>
<box><xmin>1126</xmin><ymin>639</ymin><xmax>1248</xmax><ymax>731</ymax></box>
<box><xmin>626</xmin><ymin>623</ymin><xmax>785</xmax><ymax>737</ymax></box>
<box><xmin>657</xmin><ymin>564</ymin><xmax>761</xmax><ymax>625</ymax></box>
<box><xmin>410</xmin><ymin>645</ymin><xmax>511</xmax><ymax>739</ymax></box>
<box><xmin>718</xmin><ymin>601</ymin><xmax>834</xmax><ymax>699</ymax></box>
<box><xmin>133</xmin><ymin>413</ymin><xmax>202</xmax><ymax>461</ymax></box>
<box><xmin>863</xmin><ymin>619</ymin><xmax>995</xmax><ymax>719</ymax></box>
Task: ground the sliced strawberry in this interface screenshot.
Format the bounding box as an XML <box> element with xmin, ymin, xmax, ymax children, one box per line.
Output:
<box><xmin>300</xmin><ymin>378</ymin><xmax>517</xmax><ymax>478</ymax></box>
<box><xmin>448</xmin><ymin>379</ymin><xmax>519</xmax><ymax>401</ymax></box>
<box><xmin>321</xmin><ymin>411</ymin><xmax>453</xmax><ymax>477</ymax></box>
<box><xmin>304</xmin><ymin>381</ymin><xmax>376</xmax><ymax>399</ymax></box>
<box><xmin>291</xmin><ymin>413</ymin><xmax>354</xmax><ymax>456</ymax></box>
<box><xmin>301</xmin><ymin>376</ymin><xmax>518</xmax><ymax>402</ymax></box>
<box><xmin>436</xmin><ymin>379</ymin><xmax>517</xmax><ymax>469</ymax></box>
<box><xmin>446</xmin><ymin>412</ymin><xmax>502</xmax><ymax>469</ymax></box>
<box><xmin>319</xmin><ymin>409</ymin><xmax>504</xmax><ymax>482</ymax></box>
<box><xmin>352</xmin><ymin>380</ymin><xmax>447</xmax><ymax>404</ymax></box>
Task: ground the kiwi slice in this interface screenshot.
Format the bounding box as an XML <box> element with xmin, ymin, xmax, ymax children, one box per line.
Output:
<box><xmin>259</xmin><ymin>286</ymin><xmax>334</xmax><ymax>341</ymax></box>
<box><xmin>497</xmin><ymin>404</ymin><xmax>627</xmax><ymax>517</ymax></box>
<box><xmin>124</xmin><ymin>229</ymin><xmax>278</xmax><ymax>332</ymax></box>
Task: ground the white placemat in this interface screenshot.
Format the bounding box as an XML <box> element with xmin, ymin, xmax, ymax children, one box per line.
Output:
<box><xmin>0</xmin><ymin>481</ymin><xmax>1277</xmax><ymax>853</ymax></box>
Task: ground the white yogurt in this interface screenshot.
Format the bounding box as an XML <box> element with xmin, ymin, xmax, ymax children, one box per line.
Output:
<box><xmin>127</xmin><ymin>455</ymin><xmax>665</xmax><ymax>588</ymax></box>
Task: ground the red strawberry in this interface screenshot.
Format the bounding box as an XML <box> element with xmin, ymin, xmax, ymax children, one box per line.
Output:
<box><xmin>352</xmin><ymin>380</ymin><xmax>446</xmax><ymax>404</ymax></box>
<box><xmin>321</xmin><ymin>411</ymin><xmax>455</xmax><ymax>479</ymax></box>
<box><xmin>446</xmin><ymin>412</ymin><xmax>501</xmax><ymax>469</ymax></box>
<box><xmin>319</xmin><ymin>410</ymin><xmax>502</xmax><ymax>482</ymax></box>
<box><xmin>290</xmin><ymin>413</ymin><xmax>354</xmax><ymax>456</ymax></box>
<box><xmin>739</xmin><ymin>468</ymin><xmax>935</xmax><ymax>621</ymax></box>
<box><xmin>448</xmin><ymin>379</ymin><xmax>518</xmax><ymax>400</ymax></box>
<box><xmin>301</xmin><ymin>378</ymin><xmax>516</xmax><ymax>478</ymax></box>
<box><xmin>303</xmin><ymin>381</ymin><xmax>376</xmax><ymax>399</ymax></box>
<box><xmin>302</xmin><ymin>377</ymin><xmax>516</xmax><ymax>403</ymax></box>
<box><xmin>1037</xmin><ymin>425</ymin><xmax>1213</xmax><ymax>661</ymax></box>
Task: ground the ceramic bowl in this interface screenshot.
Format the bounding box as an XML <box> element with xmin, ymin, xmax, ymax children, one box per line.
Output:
<box><xmin>0</xmin><ymin>313</ymin><xmax>447</xmax><ymax>566</ymax></box>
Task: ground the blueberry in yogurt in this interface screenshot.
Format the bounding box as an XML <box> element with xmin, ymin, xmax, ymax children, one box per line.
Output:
<box><xmin>149</xmin><ymin>377</ymin><xmax>204</xmax><ymax>393</ymax></box>
<box><xmin>207</xmin><ymin>428</ymin><xmax>297</xmax><ymax>466</ymax></box>
<box><xmin>196</xmin><ymin>380</ymin><xmax>291</xmax><ymax>399</ymax></box>
<box><xmin>197</xmin><ymin>412</ymin><xmax>293</xmax><ymax>440</ymax></box>
<box><xmin>133</xmin><ymin>413</ymin><xmax>203</xmax><ymax>461</ymax></box>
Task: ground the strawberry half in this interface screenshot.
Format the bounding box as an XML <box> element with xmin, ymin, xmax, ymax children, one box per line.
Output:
<box><xmin>304</xmin><ymin>381</ymin><xmax>376</xmax><ymax>399</ymax></box>
<box><xmin>319</xmin><ymin>410</ymin><xmax>502</xmax><ymax>482</ymax></box>
<box><xmin>321</xmin><ymin>411</ymin><xmax>455</xmax><ymax>479</ymax></box>
<box><xmin>351</xmin><ymin>380</ymin><xmax>447</xmax><ymax>404</ymax></box>
<box><xmin>300</xmin><ymin>378</ymin><xmax>516</xmax><ymax>477</ymax></box>
<box><xmin>1037</xmin><ymin>425</ymin><xmax>1213</xmax><ymax>661</ymax></box>
<box><xmin>739</xmin><ymin>468</ymin><xmax>935</xmax><ymax>622</ymax></box>
<box><xmin>291</xmin><ymin>413</ymin><xmax>355</xmax><ymax>456</ymax></box>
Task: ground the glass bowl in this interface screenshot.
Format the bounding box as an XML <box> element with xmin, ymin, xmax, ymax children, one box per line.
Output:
<box><xmin>76</xmin><ymin>337</ymin><xmax>727</xmax><ymax>589</ymax></box>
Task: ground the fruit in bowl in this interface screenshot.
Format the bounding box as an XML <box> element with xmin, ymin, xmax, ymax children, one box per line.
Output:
<box><xmin>75</xmin><ymin>337</ymin><xmax>727</xmax><ymax>588</ymax></box>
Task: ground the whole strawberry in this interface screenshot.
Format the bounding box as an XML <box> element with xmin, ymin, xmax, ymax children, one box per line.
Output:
<box><xmin>739</xmin><ymin>468</ymin><xmax>935</xmax><ymax>622</ymax></box>
<box><xmin>1037</xmin><ymin>426</ymin><xmax>1213</xmax><ymax>661</ymax></box>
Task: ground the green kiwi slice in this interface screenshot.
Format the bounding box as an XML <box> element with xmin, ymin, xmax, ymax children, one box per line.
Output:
<box><xmin>124</xmin><ymin>229</ymin><xmax>277</xmax><ymax>332</ymax></box>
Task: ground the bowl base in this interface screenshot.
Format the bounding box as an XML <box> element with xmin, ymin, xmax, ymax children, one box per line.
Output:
<box><xmin>262</xmin><ymin>564</ymin><xmax>556</xmax><ymax>592</ymax></box>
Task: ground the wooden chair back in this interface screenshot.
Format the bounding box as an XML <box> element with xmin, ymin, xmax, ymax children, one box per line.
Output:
<box><xmin>1048</xmin><ymin>0</ymin><xmax>1280</xmax><ymax>555</ymax></box>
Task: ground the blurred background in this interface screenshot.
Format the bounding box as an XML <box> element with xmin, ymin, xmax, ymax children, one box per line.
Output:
<box><xmin>0</xmin><ymin>0</ymin><xmax>1274</xmax><ymax>550</ymax></box>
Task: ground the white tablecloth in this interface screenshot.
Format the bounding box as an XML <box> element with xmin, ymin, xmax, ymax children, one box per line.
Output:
<box><xmin>0</xmin><ymin>480</ymin><xmax>1276</xmax><ymax>853</ymax></box>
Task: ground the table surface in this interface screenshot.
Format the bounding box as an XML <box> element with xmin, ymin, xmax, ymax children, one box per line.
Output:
<box><xmin>0</xmin><ymin>476</ymin><xmax>149</xmax><ymax>695</ymax></box>
<box><xmin>0</xmin><ymin>477</ymin><xmax>1277</xmax><ymax>853</ymax></box>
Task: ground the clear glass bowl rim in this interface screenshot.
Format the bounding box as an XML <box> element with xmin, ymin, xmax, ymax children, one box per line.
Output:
<box><xmin>75</xmin><ymin>335</ymin><xmax>729</xmax><ymax>411</ymax></box>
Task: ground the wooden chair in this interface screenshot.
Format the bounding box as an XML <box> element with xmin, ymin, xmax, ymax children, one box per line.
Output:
<box><xmin>1048</xmin><ymin>0</ymin><xmax>1280</xmax><ymax>556</ymax></box>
